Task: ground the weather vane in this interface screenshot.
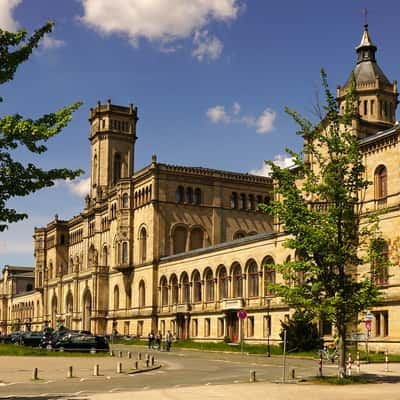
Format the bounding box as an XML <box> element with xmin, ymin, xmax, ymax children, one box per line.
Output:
<box><xmin>362</xmin><ymin>8</ymin><xmax>368</xmax><ymax>26</ymax></box>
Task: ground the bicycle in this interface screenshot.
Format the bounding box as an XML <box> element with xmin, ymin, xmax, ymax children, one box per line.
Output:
<box><xmin>318</xmin><ymin>347</ymin><xmax>339</xmax><ymax>363</ymax></box>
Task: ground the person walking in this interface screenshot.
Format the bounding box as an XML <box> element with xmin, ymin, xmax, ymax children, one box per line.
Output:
<box><xmin>156</xmin><ymin>331</ymin><xmax>162</xmax><ymax>351</ymax></box>
<box><xmin>148</xmin><ymin>331</ymin><xmax>154</xmax><ymax>349</ymax></box>
<box><xmin>166</xmin><ymin>330</ymin><xmax>172</xmax><ymax>352</ymax></box>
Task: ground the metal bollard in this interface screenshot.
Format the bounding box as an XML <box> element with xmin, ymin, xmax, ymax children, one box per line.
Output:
<box><xmin>93</xmin><ymin>364</ymin><xmax>99</xmax><ymax>376</ymax></box>
<box><xmin>117</xmin><ymin>362</ymin><xmax>122</xmax><ymax>374</ymax></box>
<box><xmin>67</xmin><ymin>366</ymin><xmax>73</xmax><ymax>378</ymax></box>
<box><xmin>290</xmin><ymin>369</ymin><xmax>295</xmax><ymax>379</ymax></box>
<box><xmin>146</xmin><ymin>353</ymin><xmax>150</xmax><ymax>361</ymax></box>
<box><xmin>138</xmin><ymin>352</ymin><xmax>142</xmax><ymax>360</ymax></box>
<box><xmin>319</xmin><ymin>352</ymin><xmax>323</xmax><ymax>377</ymax></box>
<box><xmin>134</xmin><ymin>361</ymin><xmax>139</xmax><ymax>370</ymax></box>
<box><xmin>32</xmin><ymin>368</ymin><xmax>38</xmax><ymax>380</ymax></box>
<box><xmin>347</xmin><ymin>353</ymin><xmax>353</xmax><ymax>376</ymax></box>
<box><xmin>146</xmin><ymin>359</ymin><xmax>149</xmax><ymax>368</ymax></box>
<box><xmin>249</xmin><ymin>370</ymin><xmax>256</xmax><ymax>383</ymax></box>
<box><xmin>385</xmin><ymin>350</ymin><xmax>389</xmax><ymax>372</ymax></box>
<box><xmin>127</xmin><ymin>351</ymin><xmax>131</xmax><ymax>359</ymax></box>
<box><xmin>151</xmin><ymin>356</ymin><xmax>154</xmax><ymax>366</ymax></box>
<box><xmin>118</xmin><ymin>351</ymin><xmax>123</xmax><ymax>358</ymax></box>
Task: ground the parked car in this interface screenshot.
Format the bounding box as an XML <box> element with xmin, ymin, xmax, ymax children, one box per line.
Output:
<box><xmin>20</xmin><ymin>331</ymin><xmax>45</xmax><ymax>347</ymax></box>
<box><xmin>53</xmin><ymin>334</ymin><xmax>109</xmax><ymax>352</ymax></box>
<box><xmin>0</xmin><ymin>333</ymin><xmax>12</xmax><ymax>344</ymax></box>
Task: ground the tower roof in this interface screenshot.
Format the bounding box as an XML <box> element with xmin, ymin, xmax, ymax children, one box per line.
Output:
<box><xmin>344</xmin><ymin>24</ymin><xmax>390</xmax><ymax>87</ymax></box>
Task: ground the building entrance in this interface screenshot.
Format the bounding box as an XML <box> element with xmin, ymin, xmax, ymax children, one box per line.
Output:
<box><xmin>226</xmin><ymin>312</ymin><xmax>239</xmax><ymax>342</ymax></box>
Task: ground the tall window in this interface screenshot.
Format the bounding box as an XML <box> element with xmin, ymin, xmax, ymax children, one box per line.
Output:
<box><xmin>371</xmin><ymin>239</ymin><xmax>389</xmax><ymax>286</ymax></box>
<box><xmin>248</xmin><ymin>261</ymin><xmax>259</xmax><ymax>297</ymax></box>
<box><xmin>139</xmin><ymin>227</ymin><xmax>147</xmax><ymax>263</ymax></box>
<box><xmin>189</xmin><ymin>227</ymin><xmax>204</xmax><ymax>250</ymax></box>
<box><xmin>139</xmin><ymin>280</ymin><xmax>146</xmax><ymax>307</ymax></box>
<box><xmin>160</xmin><ymin>277</ymin><xmax>168</xmax><ymax>306</ymax></box>
<box><xmin>375</xmin><ymin>165</ymin><xmax>388</xmax><ymax>199</ymax></box>
<box><xmin>181</xmin><ymin>273</ymin><xmax>190</xmax><ymax>303</ymax></box>
<box><xmin>122</xmin><ymin>242</ymin><xmax>128</xmax><ymax>264</ymax></box>
<box><xmin>113</xmin><ymin>153</ymin><xmax>122</xmax><ymax>184</ymax></box>
<box><xmin>176</xmin><ymin>186</ymin><xmax>184</xmax><ymax>203</ymax></box>
<box><xmin>173</xmin><ymin>226</ymin><xmax>187</xmax><ymax>254</ymax></box>
<box><xmin>218</xmin><ymin>267</ymin><xmax>228</xmax><ymax>299</ymax></box>
<box><xmin>263</xmin><ymin>256</ymin><xmax>276</xmax><ymax>296</ymax></box>
<box><xmin>185</xmin><ymin>187</ymin><xmax>193</xmax><ymax>203</ymax></box>
<box><xmin>171</xmin><ymin>275</ymin><xmax>178</xmax><ymax>305</ymax></box>
<box><xmin>193</xmin><ymin>270</ymin><xmax>201</xmax><ymax>303</ymax></box>
<box><xmin>232</xmin><ymin>263</ymin><xmax>243</xmax><ymax>298</ymax></box>
<box><xmin>205</xmin><ymin>269</ymin><xmax>214</xmax><ymax>302</ymax></box>
<box><xmin>194</xmin><ymin>188</ymin><xmax>201</xmax><ymax>205</ymax></box>
<box><xmin>102</xmin><ymin>246</ymin><xmax>108</xmax><ymax>267</ymax></box>
<box><xmin>113</xmin><ymin>285</ymin><xmax>120</xmax><ymax>310</ymax></box>
<box><xmin>122</xmin><ymin>193</ymin><xmax>129</xmax><ymax>208</ymax></box>
<box><xmin>230</xmin><ymin>192</ymin><xmax>238</xmax><ymax>209</ymax></box>
<box><xmin>239</xmin><ymin>193</ymin><xmax>246</xmax><ymax>209</ymax></box>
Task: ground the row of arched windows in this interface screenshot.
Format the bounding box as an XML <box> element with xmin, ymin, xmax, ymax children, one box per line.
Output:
<box><xmin>230</xmin><ymin>192</ymin><xmax>270</xmax><ymax>210</ymax></box>
<box><xmin>134</xmin><ymin>185</ymin><xmax>152</xmax><ymax>208</ymax></box>
<box><xmin>113</xmin><ymin>281</ymin><xmax>146</xmax><ymax>309</ymax></box>
<box><xmin>176</xmin><ymin>186</ymin><xmax>202</xmax><ymax>205</ymax></box>
<box><xmin>11</xmin><ymin>300</ymin><xmax>39</xmax><ymax>321</ymax></box>
<box><xmin>159</xmin><ymin>257</ymin><xmax>276</xmax><ymax>306</ymax></box>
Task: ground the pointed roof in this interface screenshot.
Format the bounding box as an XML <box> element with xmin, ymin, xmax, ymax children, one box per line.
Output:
<box><xmin>344</xmin><ymin>24</ymin><xmax>390</xmax><ymax>87</ymax></box>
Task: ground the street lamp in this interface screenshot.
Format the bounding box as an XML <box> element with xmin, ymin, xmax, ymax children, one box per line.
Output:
<box><xmin>266</xmin><ymin>298</ymin><xmax>271</xmax><ymax>357</ymax></box>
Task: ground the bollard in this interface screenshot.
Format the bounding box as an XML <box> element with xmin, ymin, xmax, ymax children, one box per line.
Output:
<box><xmin>93</xmin><ymin>364</ymin><xmax>99</xmax><ymax>376</ymax></box>
<box><xmin>110</xmin><ymin>350</ymin><xmax>114</xmax><ymax>357</ymax></box>
<box><xmin>151</xmin><ymin>356</ymin><xmax>154</xmax><ymax>366</ymax></box>
<box><xmin>356</xmin><ymin>352</ymin><xmax>360</xmax><ymax>374</ymax></box>
<box><xmin>138</xmin><ymin>352</ymin><xmax>142</xmax><ymax>360</ymax></box>
<box><xmin>67</xmin><ymin>366</ymin><xmax>73</xmax><ymax>378</ymax></box>
<box><xmin>146</xmin><ymin>359</ymin><xmax>149</xmax><ymax>368</ymax></box>
<box><xmin>290</xmin><ymin>368</ymin><xmax>295</xmax><ymax>379</ymax></box>
<box><xmin>249</xmin><ymin>370</ymin><xmax>256</xmax><ymax>383</ymax></box>
<box><xmin>146</xmin><ymin>353</ymin><xmax>150</xmax><ymax>361</ymax></box>
<box><xmin>319</xmin><ymin>352</ymin><xmax>323</xmax><ymax>377</ymax></box>
<box><xmin>118</xmin><ymin>351</ymin><xmax>123</xmax><ymax>358</ymax></box>
<box><xmin>127</xmin><ymin>351</ymin><xmax>131</xmax><ymax>359</ymax></box>
<box><xmin>134</xmin><ymin>361</ymin><xmax>139</xmax><ymax>370</ymax></box>
<box><xmin>32</xmin><ymin>367</ymin><xmax>38</xmax><ymax>380</ymax></box>
<box><xmin>117</xmin><ymin>362</ymin><xmax>122</xmax><ymax>374</ymax></box>
<box><xmin>385</xmin><ymin>350</ymin><xmax>389</xmax><ymax>372</ymax></box>
<box><xmin>347</xmin><ymin>353</ymin><xmax>353</xmax><ymax>377</ymax></box>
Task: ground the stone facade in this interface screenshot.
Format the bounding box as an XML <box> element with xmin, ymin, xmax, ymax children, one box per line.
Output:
<box><xmin>1</xmin><ymin>25</ymin><xmax>400</xmax><ymax>351</ymax></box>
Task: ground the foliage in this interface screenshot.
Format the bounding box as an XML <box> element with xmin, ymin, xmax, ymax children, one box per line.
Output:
<box><xmin>261</xmin><ymin>70</ymin><xmax>383</xmax><ymax>376</ymax></box>
<box><xmin>0</xmin><ymin>22</ymin><xmax>83</xmax><ymax>231</ymax></box>
<box><xmin>280</xmin><ymin>312</ymin><xmax>323</xmax><ymax>352</ymax></box>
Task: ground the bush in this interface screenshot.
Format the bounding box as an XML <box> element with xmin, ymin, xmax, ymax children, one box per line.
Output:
<box><xmin>280</xmin><ymin>312</ymin><xmax>323</xmax><ymax>352</ymax></box>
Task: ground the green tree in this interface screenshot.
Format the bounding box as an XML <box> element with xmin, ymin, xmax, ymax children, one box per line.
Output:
<box><xmin>264</xmin><ymin>70</ymin><xmax>383</xmax><ymax>377</ymax></box>
<box><xmin>0</xmin><ymin>22</ymin><xmax>83</xmax><ymax>231</ymax></box>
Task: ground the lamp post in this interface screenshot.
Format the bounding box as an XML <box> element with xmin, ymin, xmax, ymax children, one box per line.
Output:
<box><xmin>266</xmin><ymin>298</ymin><xmax>271</xmax><ymax>357</ymax></box>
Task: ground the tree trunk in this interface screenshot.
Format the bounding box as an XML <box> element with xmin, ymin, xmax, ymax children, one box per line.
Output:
<box><xmin>338</xmin><ymin>332</ymin><xmax>346</xmax><ymax>378</ymax></box>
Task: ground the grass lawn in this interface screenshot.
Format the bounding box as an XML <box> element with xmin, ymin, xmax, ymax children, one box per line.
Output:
<box><xmin>0</xmin><ymin>344</ymin><xmax>109</xmax><ymax>357</ymax></box>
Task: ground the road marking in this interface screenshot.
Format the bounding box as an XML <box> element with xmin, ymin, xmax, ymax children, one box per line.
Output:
<box><xmin>109</xmin><ymin>387</ymin><xmax>122</xmax><ymax>392</ymax></box>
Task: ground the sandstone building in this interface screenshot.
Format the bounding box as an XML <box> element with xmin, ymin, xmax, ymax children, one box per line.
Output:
<box><xmin>1</xmin><ymin>25</ymin><xmax>400</xmax><ymax>350</ymax></box>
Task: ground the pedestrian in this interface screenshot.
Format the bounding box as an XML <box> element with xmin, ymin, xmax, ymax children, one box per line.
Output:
<box><xmin>156</xmin><ymin>331</ymin><xmax>162</xmax><ymax>351</ymax></box>
<box><xmin>166</xmin><ymin>330</ymin><xmax>172</xmax><ymax>352</ymax></box>
<box><xmin>148</xmin><ymin>331</ymin><xmax>154</xmax><ymax>349</ymax></box>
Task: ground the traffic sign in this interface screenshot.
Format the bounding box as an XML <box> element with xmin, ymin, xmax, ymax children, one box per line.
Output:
<box><xmin>237</xmin><ymin>309</ymin><xmax>247</xmax><ymax>320</ymax></box>
<box><xmin>365</xmin><ymin>320</ymin><xmax>372</xmax><ymax>331</ymax></box>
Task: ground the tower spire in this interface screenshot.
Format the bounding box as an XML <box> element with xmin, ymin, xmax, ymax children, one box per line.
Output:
<box><xmin>356</xmin><ymin>24</ymin><xmax>377</xmax><ymax>63</ymax></box>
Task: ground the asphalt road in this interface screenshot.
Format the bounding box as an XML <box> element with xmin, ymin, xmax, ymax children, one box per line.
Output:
<box><xmin>0</xmin><ymin>344</ymin><xmax>333</xmax><ymax>398</ymax></box>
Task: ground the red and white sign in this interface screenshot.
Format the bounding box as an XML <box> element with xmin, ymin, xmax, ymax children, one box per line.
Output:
<box><xmin>237</xmin><ymin>309</ymin><xmax>247</xmax><ymax>320</ymax></box>
<box><xmin>365</xmin><ymin>320</ymin><xmax>372</xmax><ymax>331</ymax></box>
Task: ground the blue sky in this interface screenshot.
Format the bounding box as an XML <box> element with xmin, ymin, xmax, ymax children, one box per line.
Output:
<box><xmin>1</xmin><ymin>0</ymin><xmax>399</xmax><ymax>266</ymax></box>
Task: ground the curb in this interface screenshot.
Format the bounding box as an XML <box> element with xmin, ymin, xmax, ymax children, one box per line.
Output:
<box><xmin>128</xmin><ymin>364</ymin><xmax>162</xmax><ymax>375</ymax></box>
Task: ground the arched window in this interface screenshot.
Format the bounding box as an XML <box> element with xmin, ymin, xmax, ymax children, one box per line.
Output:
<box><xmin>176</xmin><ymin>186</ymin><xmax>184</xmax><ymax>203</ymax></box>
<box><xmin>171</xmin><ymin>275</ymin><xmax>178</xmax><ymax>305</ymax></box>
<box><xmin>113</xmin><ymin>285</ymin><xmax>120</xmax><ymax>310</ymax></box>
<box><xmin>375</xmin><ymin>165</ymin><xmax>388</xmax><ymax>199</ymax></box>
<box><xmin>122</xmin><ymin>193</ymin><xmax>129</xmax><ymax>208</ymax></box>
<box><xmin>160</xmin><ymin>277</ymin><xmax>168</xmax><ymax>306</ymax></box>
<box><xmin>181</xmin><ymin>273</ymin><xmax>190</xmax><ymax>304</ymax></box>
<box><xmin>218</xmin><ymin>266</ymin><xmax>228</xmax><ymax>300</ymax></box>
<box><xmin>139</xmin><ymin>227</ymin><xmax>147</xmax><ymax>263</ymax></box>
<box><xmin>232</xmin><ymin>263</ymin><xmax>243</xmax><ymax>298</ymax></box>
<box><xmin>239</xmin><ymin>193</ymin><xmax>246</xmax><ymax>209</ymax></box>
<box><xmin>247</xmin><ymin>261</ymin><xmax>259</xmax><ymax>297</ymax></box>
<box><xmin>113</xmin><ymin>153</ymin><xmax>122</xmax><ymax>184</ymax></box>
<box><xmin>205</xmin><ymin>269</ymin><xmax>214</xmax><ymax>302</ymax></box>
<box><xmin>263</xmin><ymin>256</ymin><xmax>276</xmax><ymax>296</ymax></box>
<box><xmin>185</xmin><ymin>187</ymin><xmax>193</xmax><ymax>203</ymax></box>
<box><xmin>193</xmin><ymin>270</ymin><xmax>201</xmax><ymax>303</ymax></box>
<box><xmin>189</xmin><ymin>227</ymin><xmax>204</xmax><ymax>250</ymax></box>
<box><xmin>173</xmin><ymin>226</ymin><xmax>187</xmax><ymax>254</ymax></box>
<box><xmin>194</xmin><ymin>188</ymin><xmax>201</xmax><ymax>205</ymax></box>
<box><xmin>139</xmin><ymin>280</ymin><xmax>146</xmax><ymax>307</ymax></box>
<box><xmin>230</xmin><ymin>192</ymin><xmax>238</xmax><ymax>209</ymax></box>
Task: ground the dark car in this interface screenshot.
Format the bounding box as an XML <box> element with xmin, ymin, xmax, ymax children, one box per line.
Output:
<box><xmin>0</xmin><ymin>333</ymin><xmax>12</xmax><ymax>344</ymax></box>
<box><xmin>40</xmin><ymin>329</ymin><xmax>92</xmax><ymax>349</ymax></box>
<box><xmin>20</xmin><ymin>331</ymin><xmax>44</xmax><ymax>347</ymax></box>
<box><xmin>53</xmin><ymin>334</ymin><xmax>109</xmax><ymax>352</ymax></box>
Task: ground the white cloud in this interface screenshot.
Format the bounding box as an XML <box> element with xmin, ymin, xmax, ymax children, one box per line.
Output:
<box><xmin>249</xmin><ymin>154</ymin><xmax>294</xmax><ymax>177</ymax></box>
<box><xmin>40</xmin><ymin>34</ymin><xmax>66</xmax><ymax>50</ymax></box>
<box><xmin>64</xmin><ymin>177</ymin><xmax>91</xmax><ymax>197</ymax></box>
<box><xmin>79</xmin><ymin>0</ymin><xmax>242</xmax><ymax>59</ymax></box>
<box><xmin>0</xmin><ymin>0</ymin><xmax>22</xmax><ymax>31</ymax></box>
<box><xmin>192</xmin><ymin>30</ymin><xmax>223</xmax><ymax>61</ymax></box>
<box><xmin>206</xmin><ymin>102</ymin><xmax>277</xmax><ymax>134</ymax></box>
